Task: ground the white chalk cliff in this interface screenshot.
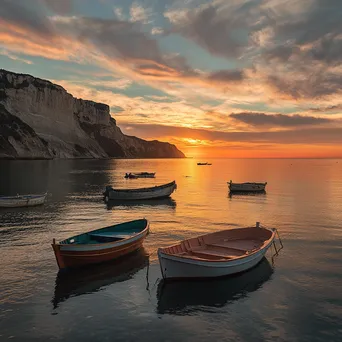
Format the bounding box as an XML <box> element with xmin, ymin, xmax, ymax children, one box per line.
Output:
<box><xmin>0</xmin><ymin>69</ymin><xmax>185</xmax><ymax>159</ymax></box>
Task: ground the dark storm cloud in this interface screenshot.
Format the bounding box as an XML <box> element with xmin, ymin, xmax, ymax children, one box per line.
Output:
<box><xmin>230</xmin><ymin>112</ymin><xmax>331</xmax><ymax>127</ymax></box>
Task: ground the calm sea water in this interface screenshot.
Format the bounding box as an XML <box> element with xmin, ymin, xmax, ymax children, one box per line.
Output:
<box><xmin>0</xmin><ymin>159</ymin><xmax>341</xmax><ymax>342</ymax></box>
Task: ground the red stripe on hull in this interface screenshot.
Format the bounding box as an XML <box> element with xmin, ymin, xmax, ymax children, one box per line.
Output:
<box><xmin>52</xmin><ymin>235</ymin><xmax>147</xmax><ymax>269</ymax></box>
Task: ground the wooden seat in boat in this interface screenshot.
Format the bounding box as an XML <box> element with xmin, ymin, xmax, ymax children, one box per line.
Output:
<box><xmin>88</xmin><ymin>232</ymin><xmax>133</xmax><ymax>239</ymax></box>
<box><xmin>190</xmin><ymin>249</ymin><xmax>233</xmax><ymax>259</ymax></box>
<box><xmin>206</xmin><ymin>243</ymin><xmax>246</xmax><ymax>252</ymax></box>
<box><xmin>210</xmin><ymin>239</ymin><xmax>261</xmax><ymax>250</ymax></box>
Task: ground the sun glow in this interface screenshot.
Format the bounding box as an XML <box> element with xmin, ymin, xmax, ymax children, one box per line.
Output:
<box><xmin>180</xmin><ymin>138</ymin><xmax>210</xmax><ymax>146</ymax></box>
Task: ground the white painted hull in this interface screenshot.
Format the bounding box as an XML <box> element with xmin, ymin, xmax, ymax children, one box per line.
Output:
<box><xmin>106</xmin><ymin>181</ymin><xmax>177</xmax><ymax>201</ymax></box>
<box><xmin>158</xmin><ymin>238</ymin><xmax>274</xmax><ymax>279</ymax></box>
<box><xmin>0</xmin><ymin>194</ymin><xmax>47</xmax><ymax>208</ymax></box>
<box><xmin>229</xmin><ymin>182</ymin><xmax>267</xmax><ymax>192</ymax></box>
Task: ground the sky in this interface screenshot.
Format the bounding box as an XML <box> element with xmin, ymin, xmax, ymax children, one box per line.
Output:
<box><xmin>1</xmin><ymin>0</ymin><xmax>342</xmax><ymax>158</ymax></box>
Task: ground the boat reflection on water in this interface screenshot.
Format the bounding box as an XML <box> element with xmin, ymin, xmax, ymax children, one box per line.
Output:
<box><xmin>229</xmin><ymin>190</ymin><xmax>266</xmax><ymax>198</ymax></box>
<box><xmin>106</xmin><ymin>197</ymin><xmax>176</xmax><ymax>209</ymax></box>
<box><xmin>52</xmin><ymin>248</ymin><xmax>149</xmax><ymax>309</ymax></box>
<box><xmin>157</xmin><ymin>257</ymin><xmax>273</xmax><ymax>315</ymax></box>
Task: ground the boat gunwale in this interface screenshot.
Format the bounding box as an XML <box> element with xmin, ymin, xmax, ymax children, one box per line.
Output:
<box><xmin>158</xmin><ymin>226</ymin><xmax>275</xmax><ymax>264</ymax></box>
<box><xmin>110</xmin><ymin>180</ymin><xmax>176</xmax><ymax>193</ymax></box>
<box><xmin>0</xmin><ymin>192</ymin><xmax>47</xmax><ymax>200</ymax></box>
<box><xmin>228</xmin><ymin>182</ymin><xmax>267</xmax><ymax>186</ymax></box>
<box><xmin>53</xmin><ymin>219</ymin><xmax>149</xmax><ymax>248</ymax></box>
<box><xmin>127</xmin><ymin>172</ymin><xmax>156</xmax><ymax>176</ymax></box>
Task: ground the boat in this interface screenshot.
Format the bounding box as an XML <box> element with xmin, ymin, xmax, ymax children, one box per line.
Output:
<box><xmin>0</xmin><ymin>192</ymin><xmax>47</xmax><ymax>208</ymax></box>
<box><xmin>197</xmin><ymin>162</ymin><xmax>211</xmax><ymax>165</ymax></box>
<box><xmin>158</xmin><ymin>222</ymin><xmax>276</xmax><ymax>279</ymax></box>
<box><xmin>157</xmin><ymin>257</ymin><xmax>273</xmax><ymax>314</ymax></box>
<box><xmin>52</xmin><ymin>218</ymin><xmax>149</xmax><ymax>270</ymax></box>
<box><xmin>125</xmin><ymin>172</ymin><xmax>156</xmax><ymax>179</ymax></box>
<box><xmin>52</xmin><ymin>248</ymin><xmax>149</xmax><ymax>309</ymax></box>
<box><xmin>228</xmin><ymin>180</ymin><xmax>267</xmax><ymax>192</ymax></box>
<box><xmin>103</xmin><ymin>181</ymin><xmax>177</xmax><ymax>201</ymax></box>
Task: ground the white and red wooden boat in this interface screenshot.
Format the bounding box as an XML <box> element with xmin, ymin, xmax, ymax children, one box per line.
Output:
<box><xmin>158</xmin><ymin>222</ymin><xmax>276</xmax><ymax>279</ymax></box>
<box><xmin>52</xmin><ymin>219</ymin><xmax>149</xmax><ymax>270</ymax></box>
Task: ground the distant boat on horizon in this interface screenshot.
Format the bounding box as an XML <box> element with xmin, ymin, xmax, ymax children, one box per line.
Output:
<box><xmin>197</xmin><ymin>162</ymin><xmax>212</xmax><ymax>165</ymax></box>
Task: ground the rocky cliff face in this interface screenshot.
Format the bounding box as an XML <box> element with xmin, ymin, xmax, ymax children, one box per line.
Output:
<box><xmin>0</xmin><ymin>69</ymin><xmax>185</xmax><ymax>159</ymax></box>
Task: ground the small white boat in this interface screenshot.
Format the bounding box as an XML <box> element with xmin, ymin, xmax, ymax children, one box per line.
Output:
<box><xmin>103</xmin><ymin>181</ymin><xmax>177</xmax><ymax>201</ymax></box>
<box><xmin>0</xmin><ymin>193</ymin><xmax>47</xmax><ymax>208</ymax></box>
<box><xmin>125</xmin><ymin>172</ymin><xmax>156</xmax><ymax>179</ymax></box>
<box><xmin>158</xmin><ymin>222</ymin><xmax>276</xmax><ymax>279</ymax></box>
<box><xmin>228</xmin><ymin>180</ymin><xmax>267</xmax><ymax>192</ymax></box>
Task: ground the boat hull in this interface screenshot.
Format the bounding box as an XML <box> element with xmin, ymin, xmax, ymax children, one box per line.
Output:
<box><xmin>0</xmin><ymin>193</ymin><xmax>47</xmax><ymax>208</ymax></box>
<box><xmin>52</xmin><ymin>224</ymin><xmax>149</xmax><ymax>269</ymax></box>
<box><xmin>105</xmin><ymin>181</ymin><xmax>177</xmax><ymax>201</ymax></box>
<box><xmin>158</xmin><ymin>235</ymin><xmax>274</xmax><ymax>279</ymax></box>
<box><xmin>125</xmin><ymin>173</ymin><xmax>155</xmax><ymax>179</ymax></box>
<box><xmin>229</xmin><ymin>182</ymin><xmax>267</xmax><ymax>192</ymax></box>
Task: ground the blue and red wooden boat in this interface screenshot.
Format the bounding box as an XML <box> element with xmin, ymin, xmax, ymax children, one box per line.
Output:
<box><xmin>52</xmin><ymin>219</ymin><xmax>149</xmax><ymax>270</ymax></box>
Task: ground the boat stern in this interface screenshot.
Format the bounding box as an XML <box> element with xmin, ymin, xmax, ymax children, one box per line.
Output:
<box><xmin>52</xmin><ymin>239</ymin><xmax>65</xmax><ymax>270</ymax></box>
<box><xmin>157</xmin><ymin>249</ymin><xmax>167</xmax><ymax>279</ymax></box>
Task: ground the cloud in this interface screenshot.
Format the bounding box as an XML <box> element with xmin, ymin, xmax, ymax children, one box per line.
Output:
<box><xmin>119</xmin><ymin>123</ymin><xmax>342</xmax><ymax>145</ymax></box>
<box><xmin>65</xmin><ymin>78</ymin><xmax>132</xmax><ymax>90</ymax></box>
<box><xmin>166</xmin><ymin>0</ymin><xmax>342</xmax><ymax>100</ymax></box>
<box><xmin>310</xmin><ymin>104</ymin><xmax>342</xmax><ymax>113</ymax></box>
<box><xmin>53</xmin><ymin>80</ymin><xmax>208</xmax><ymax>128</ymax></box>
<box><xmin>207</xmin><ymin>70</ymin><xmax>245</xmax><ymax>83</ymax></box>
<box><xmin>166</xmin><ymin>0</ymin><xmax>264</xmax><ymax>58</ymax></box>
<box><xmin>0</xmin><ymin>0</ymin><xmax>56</xmax><ymax>37</ymax></box>
<box><xmin>230</xmin><ymin>112</ymin><xmax>332</xmax><ymax>127</ymax></box>
<box><xmin>40</xmin><ymin>0</ymin><xmax>73</xmax><ymax>14</ymax></box>
<box><xmin>49</xmin><ymin>15</ymin><xmax>202</xmax><ymax>82</ymax></box>
<box><xmin>129</xmin><ymin>2</ymin><xmax>152</xmax><ymax>24</ymax></box>
<box><xmin>113</xmin><ymin>7</ymin><xmax>125</xmax><ymax>20</ymax></box>
<box><xmin>3</xmin><ymin>0</ymin><xmax>342</xmax><ymax>116</ymax></box>
<box><xmin>0</xmin><ymin>48</ymin><xmax>33</xmax><ymax>64</ymax></box>
<box><xmin>151</xmin><ymin>27</ymin><xmax>164</xmax><ymax>35</ymax></box>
